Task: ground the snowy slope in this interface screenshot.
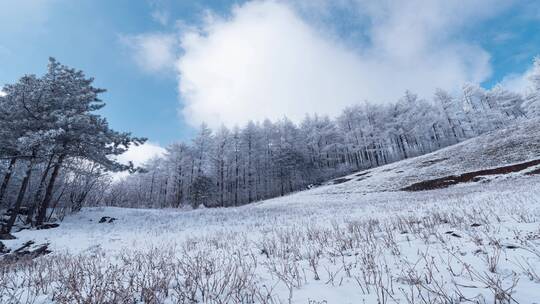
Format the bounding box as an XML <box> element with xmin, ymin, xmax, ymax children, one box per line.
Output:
<box><xmin>2</xmin><ymin>119</ymin><xmax>540</xmax><ymax>304</ymax></box>
<box><xmin>317</xmin><ymin>117</ymin><xmax>540</xmax><ymax>193</ymax></box>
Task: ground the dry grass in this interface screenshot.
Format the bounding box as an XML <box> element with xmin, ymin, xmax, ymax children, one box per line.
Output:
<box><xmin>2</xmin><ymin>198</ymin><xmax>539</xmax><ymax>303</ymax></box>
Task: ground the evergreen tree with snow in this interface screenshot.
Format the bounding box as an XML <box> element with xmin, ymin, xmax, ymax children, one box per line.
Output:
<box><xmin>33</xmin><ymin>58</ymin><xmax>146</xmax><ymax>226</ymax></box>
<box><xmin>0</xmin><ymin>58</ymin><xmax>145</xmax><ymax>233</ymax></box>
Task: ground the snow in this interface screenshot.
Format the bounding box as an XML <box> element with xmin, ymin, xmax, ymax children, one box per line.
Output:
<box><xmin>3</xmin><ymin>173</ymin><xmax>540</xmax><ymax>303</ymax></box>
<box><xmin>321</xmin><ymin>117</ymin><xmax>540</xmax><ymax>193</ymax></box>
<box><xmin>2</xmin><ymin>120</ymin><xmax>540</xmax><ymax>303</ymax></box>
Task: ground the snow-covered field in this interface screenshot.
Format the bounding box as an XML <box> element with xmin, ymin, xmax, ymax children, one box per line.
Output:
<box><xmin>3</xmin><ymin>121</ymin><xmax>540</xmax><ymax>303</ymax></box>
<box><xmin>2</xmin><ymin>169</ymin><xmax>540</xmax><ymax>303</ymax></box>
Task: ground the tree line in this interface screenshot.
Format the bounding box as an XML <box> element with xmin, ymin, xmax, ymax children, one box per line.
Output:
<box><xmin>0</xmin><ymin>58</ymin><xmax>143</xmax><ymax>236</ymax></box>
<box><xmin>107</xmin><ymin>57</ymin><xmax>540</xmax><ymax>209</ymax></box>
<box><xmin>1</xmin><ymin>57</ymin><xmax>539</xmax><ymax>222</ymax></box>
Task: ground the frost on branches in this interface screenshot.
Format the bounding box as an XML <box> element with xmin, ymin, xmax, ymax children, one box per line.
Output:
<box><xmin>0</xmin><ymin>58</ymin><xmax>144</xmax><ymax>235</ymax></box>
<box><xmin>106</xmin><ymin>58</ymin><xmax>538</xmax><ymax>209</ymax></box>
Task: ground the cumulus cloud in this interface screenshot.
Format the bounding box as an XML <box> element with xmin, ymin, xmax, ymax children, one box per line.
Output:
<box><xmin>121</xmin><ymin>33</ymin><xmax>178</xmax><ymax>73</ymax></box>
<box><xmin>116</xmin><ymin>142</ymin><xmax>166</xmax><ymax>167</ymax></box>
<box><xmin>500</xmin><ymin>57</ymin><xmax>539</xmax><ymax>94</ymax></box>
<box><xmin>176</xmin><ymin>0</ymin><xmax>498</xmax><ymax>128</ymax></box>
<box><xmin>500</xmin><ymin>71</ymin><xmax>533</xmax><ymax>94</ymax></box>
<box><xmin>148</xmin><ymin>0</ymin><xmax>170</xmax><ymax>26</ymax></box>
<box><xmin>151</xmin><ymin>9</ymin><xmax>170</xmax><ymax>26</ymax></box>
<box><xmin>112</xmin><ymin>142</ymin><xmax>166</xmax><ymax>181</ymax></box>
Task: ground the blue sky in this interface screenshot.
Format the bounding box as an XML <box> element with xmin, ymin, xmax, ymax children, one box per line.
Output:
<box><xmin>1</xmin><ymin>0</ymin><xmax>539</xmax><ymax>152</ymax></box>
<box><xmin>0</xmin><ymin>0</ymin><xmax>206</xmax><ymax>145</ymax></box>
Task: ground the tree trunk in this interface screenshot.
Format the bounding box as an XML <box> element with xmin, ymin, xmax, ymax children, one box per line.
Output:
<box><xmin>0</xmin><ymin>157</ymin><xmax>17</xmax><ymax>208</ymax></box>
<box><xmin>149</xmin><ymin>171</ymin><xmax>155</xmax><ymax>203</ymax></box>
<box><xmin>47</xmin><ymin>186</ymin><xmax>66</xmax><ymax>222</ymax></box>
<box><xmin>220</xmin><ymin>158</ymin><xmax>225</xmax><ymax>207</ymax></box>
<box><xmin>27</xmin><ymin>154</ymin><xmax>55</xmax><ymax>225</ymax></box>
<box><xmin>234</xmin><ymin>151</ymin><xmax>239</xmax><ymax>206</ymax></box>
<box><xmin>248</xmin><ymin>148</ymin><xmax>252</xmax><ymax>203</ymax></box>
<box><xmin>35</xmin><ymin>154</ymin><xmax>65</xmax><ymax>226</ymax></box>
<box><xmin>1</xmin><ymin>159</ymin><xmax>33</xmax><ymax>235</ymax></box>
<box><xmin>175</xmin><ymin>163</ymin><xmax>183</xmax><ymax>208</ymax></box>
<box><xmin>399</xmin><ymin>135</ymin><xmax>408</xmax><ymax>159</ymax></box>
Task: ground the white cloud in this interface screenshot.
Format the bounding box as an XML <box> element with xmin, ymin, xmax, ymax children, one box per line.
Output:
<box><xmin>116</xmin><ymin>142</ymin><xmax>166</xmax><ymax>167</ymax></box>
<box><xmin>151</xmin><ymin>9</ymin><xmax>170</xmax><ymax>26</ymax></box>
<box><xmin>112</xmin><ymin>142</ymin><xmax>166</xmax><ymax>181</ymax></box>
<box><xmin>0</xmin><ymin>90</ymin><xmax>5</xmax><ymax>97</ymax></box>
<box><xmin>500</xmin><ymin>71</ymin><xmax>533</xmax><ymax>94</ymax></box>
<box><xmin>148</xmin><ymin>0</ymin><xmax>170</xmax><ymax>26</ymax></box>
<box><xmin>176</xmin><ymin>0</ymin><xmax>497</xmax><ymax>128</ymax></box>
<box><xmin>500</xmin><ymin>58</ymin><xmax>539</xmax><ymax>94</ymax></box>
<box><xmin>121</xmin><ymin>33</ymin><xmax>177</xmax><ymax>73</ymax></box>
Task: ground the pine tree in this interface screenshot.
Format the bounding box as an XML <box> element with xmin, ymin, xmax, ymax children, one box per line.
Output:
<box><xmin>0</xmin><ymin>74</ymin><xmax>56</xmax><ymax>234</ymax></box>
<box><xmin>0</xmin><ymin>58</ymin><xmax>147</xmax><ymax>227</ymax></box>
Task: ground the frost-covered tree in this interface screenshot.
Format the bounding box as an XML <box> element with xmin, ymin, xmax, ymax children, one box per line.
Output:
<box><xmin>0</xmin><ymin>74</ymin><xmax>58</xmax><ymax>234</ymax></box>
<box><xmin>105</xmin><ymin>74</ymin><xmax>531</xmax><ymax>209</ymax></box>
<box><xmin>212</xmin><ymin>126</ymin><xmax>231</xmax><ymax>207</ymax></box>
<box><xmin>241</xmin><ymin>121</ymin><xmax>259</xmax><ymax>203</ymax></box>
<box><xmin>524</xmin><ymin>57</ymin><xmax>540</xmax><ymax>116</ymax></box>
<box><xmin>165</xmin><ymin>143</ymin><xmax>191</xmax><ymax>208</ymax></box>
<box><xmin>32</xmin><ymin>58</ymin><xmax>145</xmax><ymax>226</ymax></box>
<box><xmin>433</xmin><ymin>89</ymin><xmax>468</xmax><ymax>142</ymax></box>
<box><xmin>192</xmin><ymin>123</ymin><xmax>213</xmax><ymax>177</ymax></box>
<box><xmin>0</xmin><ymin>58</ymin><xmax>144</xmax><ymax>234</ymax></box>
<box><xmin>487</xmin><ymin>86</ymin><xmax>525</xmax><ymax>119</ymax></box>
<box><xmin>189</xmin><ymin>176</ymin><xmax>215</xmax><ymax>208</ymax></box>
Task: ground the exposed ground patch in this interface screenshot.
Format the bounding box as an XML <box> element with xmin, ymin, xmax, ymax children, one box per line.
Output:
<box><xmin>402</xmin><ymin>159</ymin><xmax>540</xmax><ymax>191</ymax></box>
<box><xmin>355</xmin><ymin>171</ymin><xmax>370</xmax><ymax>177</ymax></box>
<box><xmin>332</xmin><ymin>177</ymin><xmax>352</xmax><ymax>185</ymax></box>
<box><xmin>417</xmin><ymin>157</ymin><xmax>450</xmax><ymax>168</ymax></box>
<box><xmin>525</xmin><ymin>168</ymin><xmax>540</xmax><ymax>175</ymax></box>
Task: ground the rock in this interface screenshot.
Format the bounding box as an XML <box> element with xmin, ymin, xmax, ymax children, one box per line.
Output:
<box><xmin>0</xmin><ymin>233</ymin><xmax>16</xmax><ymax>240</ymax></box>
<box><xmin>473</xmin><ymin>248</ymin><xmax>486</xmax><ymax>255</ymax></box>
<box><xmin>0</xmin><ymin>241</ymin><xmax>9</xmax><ymax>254</ymax></box>
<box><xmin>99</xmin><ymin>216</ymin><xmax>117</xmax><ymax>223</ymax></box>
<box><xmin>14</xmin><ymin>240</ymin><xmax>34</xmax><ymax>253</ymax></box>
<box><xmin>36</xmin><ymin>223</ymin><xmax>60</xmax><ymax>230</ymax></box>
<box><xmin>1</xmin><ymin>241</ymin><xmax>51</xmax><ymax>263</ymax></box>
<box><xmin>444</xmin><ymin>231</ymin><xmax>462</xmax><ymax>238</ymax></box>
<box><xmin>470</xmin><ymin>223</ymin><xmax>481</xmax><ymax>227</ymax></box>
<box><xmin>5</xmin><ymin>207</ymin><xmax>29</xmax><ymax>216</ymax></box>
<box><xmin>332</xmin><ymin>178</ymin><xmax>352</xmax><ymax>185</ymax></box>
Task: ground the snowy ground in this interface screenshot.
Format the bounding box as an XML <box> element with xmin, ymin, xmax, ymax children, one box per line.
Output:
<box><xmin>2</xmin><ymin>170</ymin><xmax>540</xmax><ymax>303</ymax></box>
<box><xmin>3</xmin><ymin>121</ymin><xmax>540</xmax><ymax>303</ymax></box>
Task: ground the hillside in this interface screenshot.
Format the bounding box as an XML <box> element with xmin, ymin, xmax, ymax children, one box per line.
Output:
<box><xmin>320</xmin><ymin>117</ymin><xmax>540</xmax><ymax>193</ymax></box>
<box><xmin>2</xmin><ymin>119</ymin><xmax>540</xmax><ymax>303</ymax></box>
